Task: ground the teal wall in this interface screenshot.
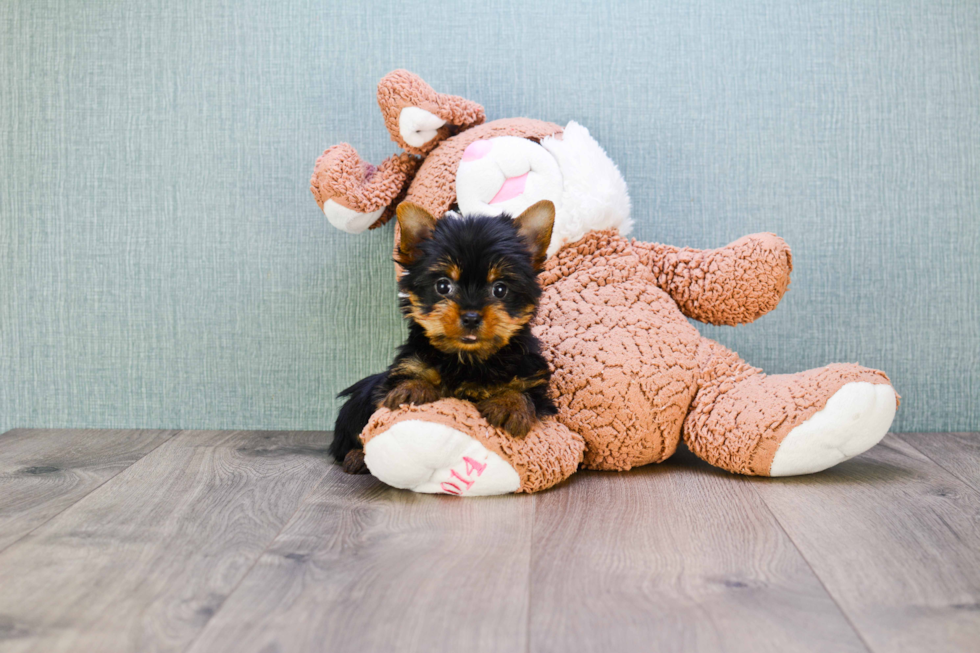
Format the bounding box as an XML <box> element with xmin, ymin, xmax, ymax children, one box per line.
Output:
<box><xmin>2</xmin><ymin>0</ymin><xmax>977</xmax><ymax>433</ymax></box>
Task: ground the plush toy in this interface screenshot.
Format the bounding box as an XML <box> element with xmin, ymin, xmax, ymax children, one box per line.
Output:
<box><xmin>311</xmin><ymin>70</ymin><xmax>898</xmax><ymax>496</ymax></box>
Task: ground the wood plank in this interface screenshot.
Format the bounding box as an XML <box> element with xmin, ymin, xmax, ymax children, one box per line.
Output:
<box><xmin>894</xmin><ymin>432</ymin><xmax>980</xmax><ymax>494</ymax></box>
<box><xmin>750</xmin><ymin>434</ymin><xmax>980</xmax><ymax>653</ymax></box>
<box><xmin>185</xmin><ymin>466</ymin><xmax>532</xmax><ymax>653</ymax></box>
<box><xmin>0</xmin><ymin>429</ymin><xmax>331</xmax><ymax>653</ymax></box>
<box><xmin>528</xmin><ymin>447</ymin><xmax>868</xmax><ymax>653</ymax></box>
<box><xmin>0</xmin><ymin>429</ymin><xmax>176</xmax><ymax>551</ymax></box>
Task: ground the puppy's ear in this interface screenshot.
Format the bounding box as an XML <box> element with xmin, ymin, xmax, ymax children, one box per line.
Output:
<box><xmin>396</xmin><ymin>202</ymin><xmax>437</xmax><ymax>264</ymax></box>
<box><xmin>513</xmin><ymin>200</ymin><xmax>555</xmax><ymax>269</ymax></box>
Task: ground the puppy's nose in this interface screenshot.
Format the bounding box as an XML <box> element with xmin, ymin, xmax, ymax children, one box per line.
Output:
<box><xmin>461</xmin><ymin>311</ymin><xmax>482</xmax><ymax>329</ymax></box>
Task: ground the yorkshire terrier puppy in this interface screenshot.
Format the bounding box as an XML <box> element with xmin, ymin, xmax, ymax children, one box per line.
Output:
<box><xmin>331</xmin><ymin>200</ymin><xmax>559</xmax><ymax>474</ymax></box>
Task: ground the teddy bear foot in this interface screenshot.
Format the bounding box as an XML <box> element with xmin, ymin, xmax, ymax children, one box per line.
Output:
<box><xmin>360</xmin><ymin>399</ymin><xmax>585</xmax><ymax>495</ymax></box>
<box><xmin>769</xmin><ymin>382</ymin><xmax>897</xmax><ymax>476</ymax></box>
<box><xmin>363</xmin><ymin>419</ymin><xmax>521</xmax><ymax>496</ymax></box>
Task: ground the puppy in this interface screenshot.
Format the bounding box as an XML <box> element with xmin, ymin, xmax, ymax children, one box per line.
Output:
<box><xmin>331</xmin><ymin>200</ymin><xmax>559</xmax><ymax>474</ymax></box>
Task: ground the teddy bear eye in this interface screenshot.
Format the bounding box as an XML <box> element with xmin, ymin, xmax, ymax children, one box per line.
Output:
<box><xmin>492</xmin><ymin>282</ymin><xmax>508</xmax><ymax>299</ymax></box>
<box><xmin>435</xmin><ymin>278</ymin><xmax>454</xmax><ymax>296</ymax></box>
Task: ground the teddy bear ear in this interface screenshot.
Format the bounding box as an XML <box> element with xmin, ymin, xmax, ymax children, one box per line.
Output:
<box><xmin>377</xmin><ymin>70</ymin><xmax>485</xmax><ymax>155</ymax></box>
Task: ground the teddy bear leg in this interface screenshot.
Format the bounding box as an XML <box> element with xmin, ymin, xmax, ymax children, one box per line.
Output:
<box><xmin>683</xmin><ymin>341</ymin><xmax>898</xmax><ymax>476</ymax></box>
<box><xmin>359</xmin><ymin>399</ymin><xmax>585</xmax><ymax>496</ymax></box>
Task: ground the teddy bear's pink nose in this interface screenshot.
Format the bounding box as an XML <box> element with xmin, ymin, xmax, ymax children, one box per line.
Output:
<box><xmin>461</xmin><ymin>139</ymin><xmax>493</xmax><ymax>162</ymax></box>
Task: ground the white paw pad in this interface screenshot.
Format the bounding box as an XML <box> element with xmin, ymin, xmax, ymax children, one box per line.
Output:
<box><xmin>363</xmin><ymin>420</ymin><xmax>521</xmax><ymax>496</ymax></box>
<box><xmin>770</xmin><ymin>382</ymin><xmax>897</xmax><ymax>476</ymax></box>
<box><xmin>322</xmin><ymin>200</ymin><xmax>384</xmax><ymax>234</ymax></box>
<box><xmin>398</xmin><ymin>107</ymin><xmax>446</xmax><ymax>148</ymax></box>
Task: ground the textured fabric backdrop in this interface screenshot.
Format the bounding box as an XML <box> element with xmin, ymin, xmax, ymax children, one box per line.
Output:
<box><xmin>1</xmin><ymin>0</ymin><xmax>977</xmax><ymax>433</ymax></box>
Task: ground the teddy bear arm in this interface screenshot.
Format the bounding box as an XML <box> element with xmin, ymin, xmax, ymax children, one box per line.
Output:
<box><xmin>364</xmin><ymin>153</ymin><xmax>422</xmax><ymax>228</ymax></box>
<box><xmin>310</xmin><ymin>145</ymin><xmax>420</xmax><ymax>232</ymax></box>
<box><xmin>631</xmin><ymin>233</ymin><xmax>793</xmax><ymax>326</ymax></box>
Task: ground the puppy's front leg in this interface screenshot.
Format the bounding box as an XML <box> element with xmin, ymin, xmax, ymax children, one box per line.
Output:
<box><xmin>383</xmin><ymin>378</ymin><xmax>441</xmax><ymax>409</ymax></box>
<box><xmin>477</xmin><ymin>390</ymin><xmax>537</xmax><ymax>437</ymax></box>
<box><xmin>382</xmin><ymin>356</ymin><xmax>442</xmax><ymax>410</ymax></box>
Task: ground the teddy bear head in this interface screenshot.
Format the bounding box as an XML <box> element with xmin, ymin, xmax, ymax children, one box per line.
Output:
<box><xmin>310</xmin><ymin>70</ymin><xmax>632</xmax><ymax>257</ymax></box>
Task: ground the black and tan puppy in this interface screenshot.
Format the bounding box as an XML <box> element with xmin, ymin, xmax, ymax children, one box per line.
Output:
<box><xmin>331</xmin><ymin>200</ymin><xmax>558</xmax><ymax>474</ymax></box>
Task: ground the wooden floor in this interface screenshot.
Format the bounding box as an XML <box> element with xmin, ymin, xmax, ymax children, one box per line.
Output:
<box><xmin>0</xmin><ymin>430</ymin><xmax>977</xmax><ymax>653</ymax></box>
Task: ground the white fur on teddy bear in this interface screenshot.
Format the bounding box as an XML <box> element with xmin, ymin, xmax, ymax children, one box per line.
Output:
<box><xmin>455</xmin><ymin>121</ymin><xmax>632</xmax><ymax>258</ymax></box>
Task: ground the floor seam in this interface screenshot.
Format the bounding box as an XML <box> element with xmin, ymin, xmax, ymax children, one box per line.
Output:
<box><xmin>744</xmin><ymin>478</ymin><xmax>877</xmax><ymax>653</ymax></box>
<box><xmin>178</xmin><ymin>461</ymin><xmax>334</xmax><ymax>653</ymax></box>
<box><xmin>892</xmin><ymin>433</ymin><xmax>980</xmax><ymax>497</ymax></box>
<box><xmin>0</xmin><ymin>429</ymin><xmax>181</xmax><ymax>557</ymax></box>
<box><xmin>525</xmin><ymin>493</ymin><xmax>535</xmax><ymax>653</ymax></box>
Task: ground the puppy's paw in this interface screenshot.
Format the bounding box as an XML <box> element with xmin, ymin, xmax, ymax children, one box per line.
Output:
<box><xmin>383</xmin><ymin>379</ymin><xmax>441</xmax><ymax>410</ymax></box>
<box><xmin>342</xmin><ymin>449</ymin><xmax>370</xmax><ymax>475</ymax></box>
<box><xmin>478</xmin><ymin>392</ymin><xmax>537</xmax><ymax>437</ymax></box>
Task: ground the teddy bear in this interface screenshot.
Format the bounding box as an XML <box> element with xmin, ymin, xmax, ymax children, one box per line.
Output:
<box><xmin>310</xmin><ymin>70</ymin><xmax>898</xmax><ymax>496</ymax></box>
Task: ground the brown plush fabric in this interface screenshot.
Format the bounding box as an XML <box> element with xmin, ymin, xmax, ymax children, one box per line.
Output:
<box><xmin>535</xmin><ymin>231</ymin><xmax>701</xmax><ymax>470</ymax></box>
<box><xmin>310</xmin><ymin>68</ymin><xmax>561</xmax><ymax>230</ymax></box>
<box><xmin>684</xmin><ymin>351</ymin><xmax>895</xmax><ymax>475</ymax></box>
<box><xmin>630</xmin><ymin>233</ymin><xmax>793</xmax><ymax>326</ymax></box>
<box><xmin>316</xmin><ymin>70</ymin><xmax>898</xmax><ymax>493</ymax></box>
<box><xmin>368</xmin><ymin>230</ymin><xmax>896</xmax><ymax>486</ymax></box>
<box><xmin>309</xmin><ymin>145</ymin><xmax>420</xmax><ymax>228</ymax></box>
<box><xmin>360</xmin><ymin>398</ymin><xmax>585</xmax><ymax>494</ymax></box>
<box><xmin>376</xmin><ymin>69</ymin><xmax>486</xmax><ymax>155</ymax></box>
<box><xmin>540</xmin><ymin>231</ymin><xmax>895</xmax><ymax>474</ymax></box>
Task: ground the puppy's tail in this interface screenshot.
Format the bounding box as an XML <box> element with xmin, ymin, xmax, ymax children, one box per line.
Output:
<box><xmin>330</xmin><ymin>372</ymin><xmax>388</xmax><ymax>464</ymax></box>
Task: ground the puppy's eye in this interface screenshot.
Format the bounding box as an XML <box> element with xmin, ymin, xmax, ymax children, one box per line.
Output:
<box><xmin>492</xmin><ymin>282</ymin><xmax>508</xmax><ymax>299</ymax></box>
<box><xmin>435</xmin><ymin>278</ymin><xmax>454</xmax><ymax>296</ymax></box>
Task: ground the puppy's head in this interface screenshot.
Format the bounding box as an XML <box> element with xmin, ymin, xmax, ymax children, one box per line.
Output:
<box><xmin>395</xmin><ymin>200</ymin><xmax>554</xmax><ymax>360</ymax></box>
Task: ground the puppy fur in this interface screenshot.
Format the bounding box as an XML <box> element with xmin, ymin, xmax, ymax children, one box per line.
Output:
<box><xmin>331</xmin><ymin>201</ymin><xmax>558</xmax><ymax>473</ymax></box>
